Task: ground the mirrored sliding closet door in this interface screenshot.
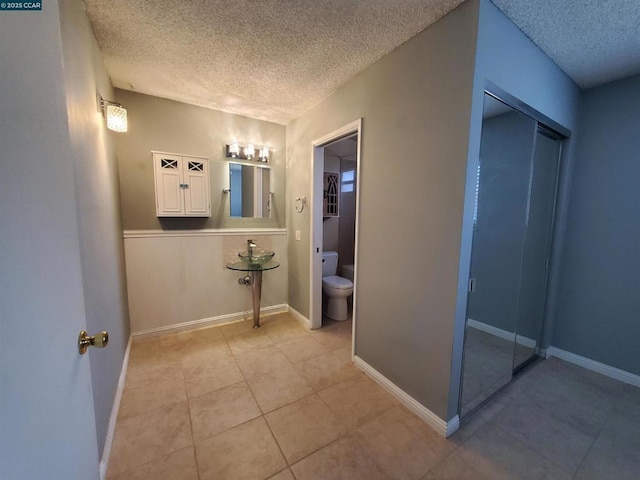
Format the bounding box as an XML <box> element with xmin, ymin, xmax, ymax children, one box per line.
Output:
<box><xmin>459</xmin><ymin>92</ymin><xmax>563</xmax><ymax>417</ymax></box>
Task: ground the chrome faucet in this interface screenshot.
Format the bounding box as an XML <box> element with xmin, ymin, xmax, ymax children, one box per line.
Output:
<box><xmin>247</xmin><ymin>239</ymin><xmax>256</xmax><ymax>257</ymax></box>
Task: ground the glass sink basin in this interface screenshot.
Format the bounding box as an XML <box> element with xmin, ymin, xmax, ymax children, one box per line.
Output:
<box><xmin>238</xmin><ymin>249</ymin><xmax>275</xmax><ymax>266</ymax></box>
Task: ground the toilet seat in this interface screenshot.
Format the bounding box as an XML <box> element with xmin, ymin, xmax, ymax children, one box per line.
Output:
<box><xmin>322</xmin><ymin>275</ymin><xmax>353</xmax><ymax>290</ymax></box>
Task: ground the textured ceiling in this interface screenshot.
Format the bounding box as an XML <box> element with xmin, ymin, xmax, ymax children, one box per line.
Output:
<box><xmin>82</xmin><ymin>0</ymin><xmax>465</xmax><ymax>124</ymax></box>
<box><xmin>83</xmin><ymin>0</ymin><xmax>640</xmax><ymax>125</ymax></box>
<box><xmin>491</xmin><ymin>0</ymin><xmax>640</xmax><ymax>89</ymax></box>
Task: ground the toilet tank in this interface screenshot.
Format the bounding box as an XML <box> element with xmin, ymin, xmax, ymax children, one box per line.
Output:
<box><xmin>322</xmin><ymin>251</ymin><xmax>338</xmax><ymax>277</ymax></box>
<box><xmin>342</xmin><ymin>264</ymin><xmax>354</xmax><ymax>282</ymax></box>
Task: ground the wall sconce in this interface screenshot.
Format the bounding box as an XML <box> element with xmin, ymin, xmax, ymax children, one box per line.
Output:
<box><xmin>226</xmin><ymin>141</ymin><xmax>270</xmax><ymax>162</ymax></box>
<box><xmin>98</xmin><ymin>95</ymin><xmax>128</xmax><ymax>132</ymax></box>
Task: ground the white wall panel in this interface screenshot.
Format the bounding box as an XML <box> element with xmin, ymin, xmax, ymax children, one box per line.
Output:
<box><xmin>124</xmin><ymin>231</ymin><xmax>287</xmax><ymax>333</ymax></box>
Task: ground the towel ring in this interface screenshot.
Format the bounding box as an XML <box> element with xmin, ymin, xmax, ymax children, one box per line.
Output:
<box><xmin>295</xmin><ymin>196</ymin><xmax>306</xmax><ymax>213</ymax></box>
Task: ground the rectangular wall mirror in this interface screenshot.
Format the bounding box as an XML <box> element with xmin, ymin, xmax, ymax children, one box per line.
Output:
<box><xmin>229</xmin><ymin>162</ymin><xmax>272</xmax><ymax>218</ymax></box>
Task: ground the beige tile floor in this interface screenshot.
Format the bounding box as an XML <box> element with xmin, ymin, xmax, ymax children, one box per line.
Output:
<box><xmin>107</xmin><ymin>312</ymin><xmax>640</xmax><ymax>479</ymax></box>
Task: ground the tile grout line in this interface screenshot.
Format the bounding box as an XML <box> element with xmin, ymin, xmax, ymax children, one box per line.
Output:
<box><xmin>227</xmin><ymin>314</ymin><xmax>337</xmax><ymax>468</ymax></box>
<box><xmin>236</xmin><ymin>335</ymin><xmax>293</xmax><ymax>477</ymax></box>
<box><xmin>109</xmin><ymin>340</ymin><xmax>195</xmax><ymax>478</ymax></box>
<box><xmin>492</xmin><ymin>420</ymin><xmax>587</xmax><ymax>478</ymax></box>
<box><xmin>261</xmin><ymin>318</ymin><xmax>362</xmax><ymax>475</ymax></box>
<box><xmin>182</xmin><ymin>368</ymin><xmax>201</xmax><ymax>480</ymax></box>
<box><xmin>500</xmin><ymin>360</ymin><xmax>618</xmax><ymax>479</ymax></box>
<box><xmin>188</xmin><ymin>324</ymin><xmax>258</xmax><ymax>478</ymax></box>
<box><xmin>182</xmin><ymin>332</ymin><xmax>211</xmax><ymax>480</ymax></box>
<box><xmin>568</xmin><ymin>401</ymin><xmax>614</xmax><ymax>480</ymax></box>
<box><xmin>261</xmin><ymin>408</ymin><xmax>292</xmax><ymax>474</ymax></box>
<box><xmin>309</xmin><ymin>372</ymin><xmax>402</xmax><ymax>477</ymax></box>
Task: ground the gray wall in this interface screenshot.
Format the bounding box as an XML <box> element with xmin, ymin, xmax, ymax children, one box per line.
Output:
<box><xmin>113</xmin><ymin>90</ymin><xmax>286</xmax><ymax>230</ymax></box>
<box><xmin>553</xmin><ymin>75</ymin><xmax>640</xmax><ymax>375</ymax></box>
<box><xmin>449</xmin><ymin>0</ymin><xmax>581</xmax><ymax>419</ymax></box>
<box><xmin>58</xmin><ymin>0</ymin><xmax>131</xmax><ymax>456</ymax></box>
<box><xmin>287</xmin><ymin>0</ymin><xmax>480</xmax><ymax>420</ymax></box>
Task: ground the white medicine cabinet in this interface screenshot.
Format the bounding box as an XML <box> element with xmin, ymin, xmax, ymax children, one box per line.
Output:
<box><xmin>152</xmin><ymin>151</ymin><xmax>211</xmax><ymax>217</ymax></box>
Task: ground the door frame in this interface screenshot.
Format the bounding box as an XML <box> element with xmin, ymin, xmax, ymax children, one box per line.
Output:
<box><xmin>309</xmin><ymin>119</ymin><xmax>362</xmax><ymax>346</ymax></box>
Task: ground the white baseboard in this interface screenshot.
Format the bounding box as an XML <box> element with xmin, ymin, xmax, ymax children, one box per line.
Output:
<box><xmin>132</xmin><ymin>304</ymin><xmax>288</xmax><ymax>337</ymax></box>
<box><xmin>287</xmin><ymin>304</ymin><xmax>312</xmax><ymax>329</ymax></box>
<box><xmin>546</xmin><ymin>347</ymin><xmax>640</xmax><ymax>388</ymax></box>
<box><xmin>467</xmin><ymin>318</ymin><xmax>537</xmax><ymax>349</ymax></box>
<box><xmin>353</xmin><ymin>356</ymin><xmax>459</xmax><ymax>438</ymax></box>
<box><xmin>99</xmin><ymin>335</ymin><xmax>132</xmax><ymax>480</ymax></box>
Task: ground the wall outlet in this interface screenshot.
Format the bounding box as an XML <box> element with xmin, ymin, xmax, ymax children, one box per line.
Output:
<box><xmin>295</xmin><ymin>230</ymin><xmax>301</xmax><ymax>241</ymax></box>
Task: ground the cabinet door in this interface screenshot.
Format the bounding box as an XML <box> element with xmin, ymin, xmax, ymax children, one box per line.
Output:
<box><xmin>154</xmin><ymin>153</ymin><xmax>184</xmax><ymax>216</ymax></box>
<box><xmin>183</xmin><ymin>157</ymin><xmax>210</xmax><ymax>217</ymax></box>
<box><xmin>323</xmin><ymin>172</ymin><xmax>340</xmax><ymax>217</ymax></box>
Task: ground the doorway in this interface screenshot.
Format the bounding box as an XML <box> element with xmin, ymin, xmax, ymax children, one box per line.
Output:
<box><xmin>310</xmin><ymin>120</ymin><xmax>362</xmax><ymax>349</ymax></box>
<box><xmin>459</xmin><ymin>93</ymin><xmax>565</xmax><ymax>417</ymax></box>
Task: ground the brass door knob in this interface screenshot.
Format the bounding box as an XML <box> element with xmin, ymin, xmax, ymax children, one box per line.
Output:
<box><xmin>78</xmin><ymin>330</ymin><xmax>109</xmax><ymax>355</ymax></box>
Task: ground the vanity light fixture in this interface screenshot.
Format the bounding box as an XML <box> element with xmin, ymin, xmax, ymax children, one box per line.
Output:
<box><xmin>225</xmin><ymin>141</ymin><xmax>270</xmax><ymax>163</ymax></box>
<box><xmin>98</xmin><ymin>95</ymin><xmax>128</xmax><ymax>132</ymax></box>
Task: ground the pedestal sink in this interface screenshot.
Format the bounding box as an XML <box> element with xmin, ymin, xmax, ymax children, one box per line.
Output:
<box><xmin>226</xmin><ymin>241</ymin><xmax>279</xmax><ymax>328</ymax></box>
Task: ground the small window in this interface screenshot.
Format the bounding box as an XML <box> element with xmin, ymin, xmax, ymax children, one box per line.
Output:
<box><xmin>341</xmin><ymin>169</ymin><xmax>355</xmax><ymax>193</ymax></box>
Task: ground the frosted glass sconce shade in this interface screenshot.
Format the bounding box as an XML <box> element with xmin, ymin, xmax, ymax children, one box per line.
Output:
<box><xmin>106</xmin><ymin>104</ymin><xmax>128</xmax><ymax>132</ymax></box>
<box><xmin>229</xmin><ymin>141</ymin><xmax>240</xmax><ymax>157</ymax></box>
<box><xmin>259</xmin><ymin>146</ymin><xmax>269</xmax><ymax>162</ymax></box>
<box><xmin>98</xmin><ymin>94</ymin><xmax>128</xmax><ymax>133</ymax></box>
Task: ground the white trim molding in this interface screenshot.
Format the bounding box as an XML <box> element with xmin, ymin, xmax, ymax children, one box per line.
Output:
<box><xmin>123</xmin><ymin>228</ymin><xmax>287</xmax><ymax>239</ymax></box>
<box><xmin>353</xmin><ymin>356</ymin><xmax>459</xmax><ymax>438</ymax></box>
<box><xmin>546</xmin><ymin>347</ymin><xmax>640</xmax><ymax>388</ymax></box>
<box><xmin>99</xmin><ymin>336</ymin><xmax>132</xmax><ymax>480</ymax></box>
<box><xmin>131</xmin><ymin>304</ymin><xmax>288</xmax><ymax>337</ymax></box>
<box><xmin>467</xmin><ymin>318</ymin><xmax>537</xmax><ymax>349</ymax></box>
<box><xmin>287</xmin><ymin>304</ymin><xmax>312</xmax><ymax>330</ymax></box>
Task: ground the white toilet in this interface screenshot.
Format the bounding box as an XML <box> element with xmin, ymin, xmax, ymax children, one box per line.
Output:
<box><xmin>322</xmin><ymin>251</ymin><xmax>354</xmax><ymax>321</ymax></box>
